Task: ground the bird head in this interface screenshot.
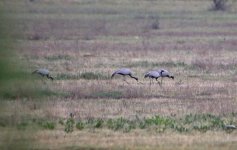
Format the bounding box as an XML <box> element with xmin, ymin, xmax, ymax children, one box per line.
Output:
<box><xmin>160</xmin><ymin>70</ymin><xmax>165</xmax><ymax>75</ymax></box>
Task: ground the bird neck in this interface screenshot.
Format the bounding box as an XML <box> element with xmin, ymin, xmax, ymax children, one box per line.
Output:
<box><xmin>160</xmin><ymin>70</ymin><xmax>164</xmax><ymax>76</ymax></box>
<box><xmin>129</xmin><ymin>74</ymin><xmax>138</xmax><ymax>81</ymax></box>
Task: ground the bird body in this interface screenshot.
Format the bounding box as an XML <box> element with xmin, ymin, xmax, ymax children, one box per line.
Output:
<box><xmin>157</xmin><ymin>69</ymin><xmax>174</xmax><ymax>86</ymax></box>
<box><xmin>144</xmin><ymin>70</ymin><xmax>161</xmax><ymax>85</ymax></box>
<box><xmin>158</xmin><ymin>69</ymin><xmax>174</xmax><ymax>79</ymax></box>
<box><xmin>111</xmin><ymin>68</ymin><xmax>138</xmax><ymax>82</ymax></box>
<box><xmin>144</xmin><ymin>71</ymin><xmax>160</xmax><ymax>80</ymax></box>
<box><xmin>32</xmin><ymin>68</ymin><xmax>54</xmax><ymax>80</ymax></box>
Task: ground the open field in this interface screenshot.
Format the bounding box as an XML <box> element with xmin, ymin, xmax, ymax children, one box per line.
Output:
<box><xmin>1</xmin><ymin>0</ymin><xmax>237</xmax><ymax>149</ymax></box>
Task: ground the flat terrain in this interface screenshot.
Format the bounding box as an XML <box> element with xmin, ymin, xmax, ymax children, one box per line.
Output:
<box><xmin>1</xmin><ymin>0</ymin><xmax>237</xmax><ymax>149</ymax></box>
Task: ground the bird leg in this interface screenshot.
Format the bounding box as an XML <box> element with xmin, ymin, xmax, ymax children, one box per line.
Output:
<box><xmin>160</xmin><ymin>78</ymin><xmax>163</xmax><ymax>87</ymax></box>
<box><xmin>155</xmin><ymin>78</ymin><xmax>161</xmax><ymax>87</ymax></box>
<box><xmin>157</xmin><ymin>81</ymin><xmax>161</xmax><ymax>87</ymax></box>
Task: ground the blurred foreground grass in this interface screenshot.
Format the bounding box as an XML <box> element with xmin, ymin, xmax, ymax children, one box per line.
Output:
<box><xmin>0</xmin><ymin>5</ymin><xmax>59</xmax><ymax>99</ymax></box>
<box><xmin>0</xmin><ymin>4</ymin><xmax>37</xmax><ymax>150</ymax></box>
<box><xmin>0</xmin><ymin>7</ymin><xmax>32</xmax><ymax>99</ymax></box>
<box><xmin>0</xmin><ymin>47</ymin><xmax>58</xmax><ymax>99</ymax></box>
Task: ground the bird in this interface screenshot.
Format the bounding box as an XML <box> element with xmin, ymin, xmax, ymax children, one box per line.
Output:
<box><xmin>157</xmin><ymin>69</ymin><xmax>174</xmax><ymax>85</ymax></box>
<box><xmin>144</xmin><ymin>70</ymin><xmax>161</xmax><ymax>85</ymax></box>
<box><xmin>32</xmin><ymin>68</ymin><xmax>54</xmax><ymax>80</ymax></box>
<box><xmin>224</xmin><ymin>124</ymin><xmax>236</xmax><ymax>130</ymax></box>
<box><xmin>111</xmin><ymin>68</ymin><xmax>138</xmax><ymax>83</ymax></box>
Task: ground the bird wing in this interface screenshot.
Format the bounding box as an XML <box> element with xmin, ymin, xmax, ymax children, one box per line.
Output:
<box><xmin>120</xmin><ymin>68</ymin><xmax>131</xmax><ymax>74</ymax></box>
<box><xmin>150</xmin><ymin>71</ymin><xmax>160</xmax><ymax>78</ymax></box>
<box><xmin>111</xmin><ymin>68</ymin><xmax>131</xmax><ymax>78</ymax></box>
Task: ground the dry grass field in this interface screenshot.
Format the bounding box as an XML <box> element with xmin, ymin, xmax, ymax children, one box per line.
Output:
<box><xmin>1</xmin><ymin>0</ymin><xmax>237</xmax><ymax>149</ymax></box>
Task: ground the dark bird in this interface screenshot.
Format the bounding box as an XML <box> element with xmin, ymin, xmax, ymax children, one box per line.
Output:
<box><xmin>144</xmin><ymin>70</ymin><xmax>161</xmax><ymax>85</ymax></box>
<box><xmin>157</xmin><ymin>69</ymin><xmax>174</xmax><ymax>85</ymax></box>
<box><xmin>111</xmin><ymin>68</ymin><xmax>138</xmax><ymax>83</ymax></box>
<box><xmin>32</xmin><ymin>68</ymin><xmax>54</xmax><ymax>80</ymax></box>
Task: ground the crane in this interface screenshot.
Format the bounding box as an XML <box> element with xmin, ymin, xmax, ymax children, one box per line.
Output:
<box><xmin>158</xmin><ymin>69</ymin><xmax>174</xmax><ymax>85</ymax></box>
<box><xmin>144</xmin><ymin>70</ymin><xmax>161</xmax><ymax>85</ymax></box>
<box><xmin>32</xmin><ymin>68</ymin><xmax>54</xmax><ymax>80</ymax></box>
<box><xmin>111</xmin><ymin>68</ymin><xmax>138</xmax><ymax>83</ymax></box>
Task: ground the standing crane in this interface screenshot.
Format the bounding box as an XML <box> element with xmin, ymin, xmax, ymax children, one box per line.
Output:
<box><xmin>111</xmin><ymin>68</ymin><xmax>138</xmax><ymax>83</ymax></box>
<box><xmin>158</xmin><ymin>69</ymin><xmax>174</xmax><ymax>85</ymax></box>
<box><xmin>144</xmin><ymin>70</ymin><xmax>161</xmax><ymax>85</ymax></box>
<box><xmin>32</xmin><ymin>68</ymin><xmax>54</xmax><ymax>80</ymax></box>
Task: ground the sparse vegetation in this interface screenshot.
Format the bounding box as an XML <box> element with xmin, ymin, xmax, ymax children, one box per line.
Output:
<box><xmin>76</xmin><ymin>121</ymin><xmax>85</xmax><ymax>130</ymax></box>
<box><xmin>64</xmin><ymin>117</ymin><xmax>75</xmax><ymax>133</ymax></box>
<box><xmin>91</xmin><ymin>91</ymin><xmax>123</xmax><ymax>99</ymax></box>
<box><xmin>80</xmin><ymin>72</ymin><xmax>108</xmax><ymax>80</ymax></box>
<box><xmin>37</xmin><ymin>120</ymin><xmax>56</xmax><ymax>130</ymax></box>
<box><xmin>44</xmin><ymin>55</ymin><xmax>72</xmax><ymax>61</ymax></box>
<box><xmin>127</xmin><ymin>61</ymin><xmax>189</xmax><ymax>68</ymax></box>
<box><xmin>212</xmin><ymin>0</ymin><xmax>228</xmax><ymax>11</ymax></box>
<box><xmin>0</xmin><ymin>114</ymin><xmax>235</xmax><ymax>133</ymax></box>
<box><xmin>56</xmin><ymin>72</ymin><xmax>108</xmax><ymax>80</ymax></box>
<box><xmin>56</xmin><ymin>73</ymin><xmax>80</xmax><ymax>80</ymax></box>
